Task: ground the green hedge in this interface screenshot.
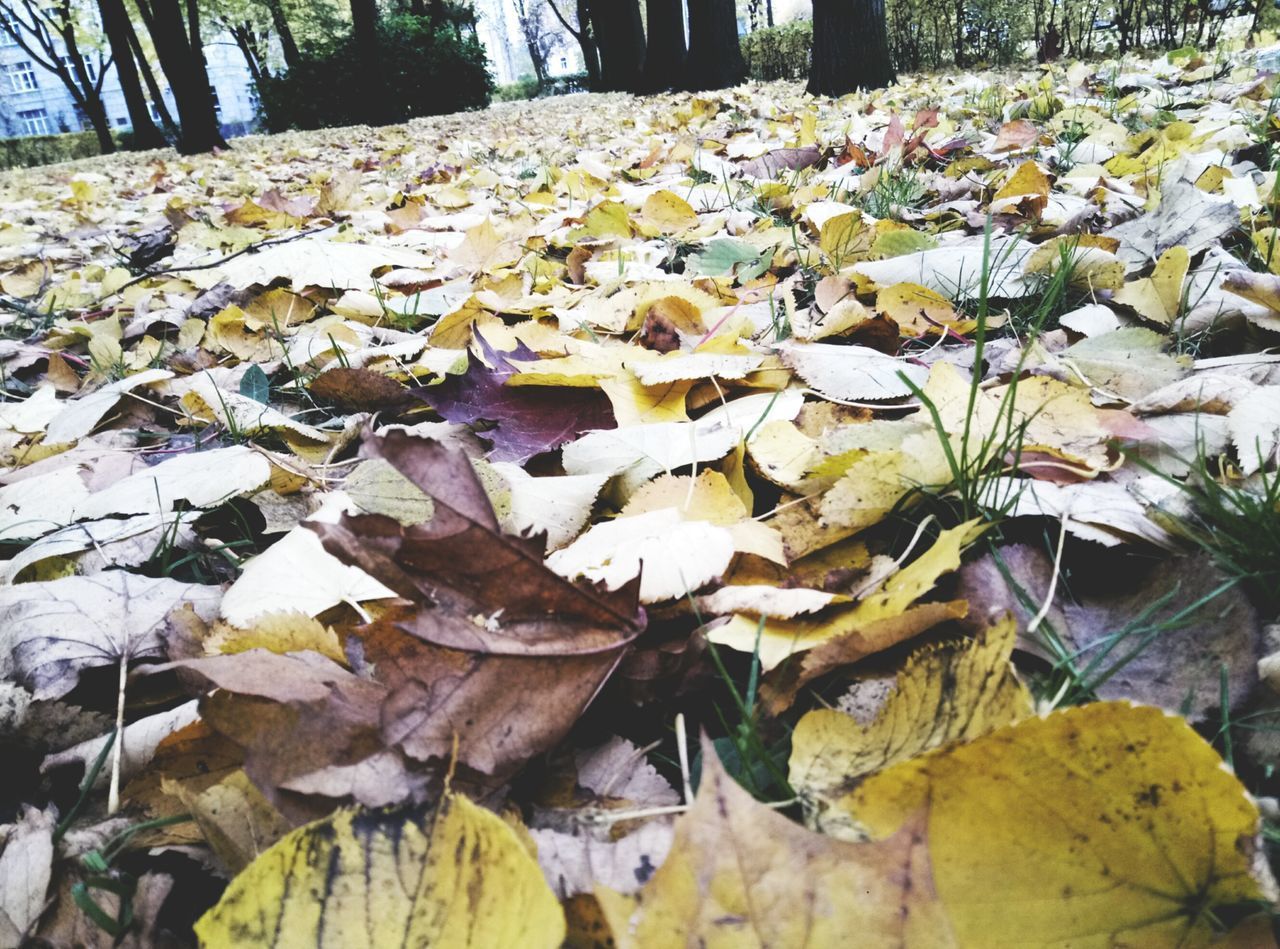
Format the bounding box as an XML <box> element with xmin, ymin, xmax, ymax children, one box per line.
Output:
<box><xmin>0</xmin><ymin>131</ymin><xmax>106</xmax><ymax>171</ymax></box>
<box><xmin>257</xmin><ymin>13</ymin><xmax>492</xmax><ymax>132</ymax></box>
<box><xmin>742</xmin><ymin>20</ymin><xmax>812</xmax><ymax>81</ymax></box>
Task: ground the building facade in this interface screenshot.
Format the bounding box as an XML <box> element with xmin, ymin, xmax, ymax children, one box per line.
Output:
<box><xmin>472</xmin><ymin>0</ymin><xmax>584</xmax><ymax>86</ymax></box>
<box><xmin>0</xmin><ymin>9</ymin><xmax>260</xmax><ymax>141</ymax></box>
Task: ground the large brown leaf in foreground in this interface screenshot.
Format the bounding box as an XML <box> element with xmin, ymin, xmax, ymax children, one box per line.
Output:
<box><xmin>312</xmin><ymin>431</ymin><xmax>645</xmax><ymax>781</ymax></box>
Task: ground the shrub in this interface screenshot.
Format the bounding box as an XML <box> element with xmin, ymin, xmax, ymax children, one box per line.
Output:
<box><xmin>741</xmin><ymin>20</ymin><xmax>812</xmax><ymax>82</ymax></box>
<box><xmin>258</xmin><ymin>13</ymin><xmax>493</xmax><ymax>132</ymax></box>
<box><xmin>0</xmin><ymin>131</ymin><xmax>107</xmax><ymax>171</ymax></box>
<box><xmin>495</xmin><ymin>76</ymin><xmax>541</xmax><ymax>102</ymax></box>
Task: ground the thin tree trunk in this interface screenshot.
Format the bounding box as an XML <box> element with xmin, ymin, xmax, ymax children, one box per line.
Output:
<box><xmin>547</xmin><ymin>0</ymin><xmax>600</xmax><ymax>87</ymax></box>
<box><xmin>123</xmin><ymin>14</ymin><xmax>178</xmax><ymax>134</ymax></box>
<box><xmin>808</xmin><ymin>0</ymin><xmax>893</xmax><ymax>95</ymax></box>
<box><xmin>639</xmin><ymin>0</ymin><xmax>686</xmax><ymax>92</ymax></box>
<box><xmin>60</xmin><ymin>32</ymin><xmax>115</xmax><ymax>152</ymax></box>
<box><xmin>261</xmin><ymin>0</ymin><xmax>300</xmax><ymax>69</ymax></box>
<box><xmin>97</xmin><ymin>0</ymin><xmax>167</xmax><ymax>147</ymax></box>
<box><xmin>230</xmin><ymin>22</ymin><xmax>265</xmax><ymax>85</ymax></box>
<box><xmin>766</xmin><ymin>0</ymin><xmax>774</xmax><ymax>26</ymax></box>
<box><xmin>588</xmin><ymin>0</ymin><xmax>644</xmax><ymax>92</ymax></box>
<box><xmin>685</xmin><ymin>0</ymin><xmax>746</xmax><ymax>92</ymax></box>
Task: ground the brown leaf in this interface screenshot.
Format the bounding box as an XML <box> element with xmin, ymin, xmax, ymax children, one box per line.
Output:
<box><xmin>309</xmin><ymin>366</ymin><xmax>410</xmax><ymax>412</ymax></box>
<box><xmin>738</xmin><ymin>145</ymin><xmax>823</xmax><ymax>179</ymax></box>
<box><xmin>313</xmin><ymin>432</ymin><xmax>645</xmax><ymax>783</ymax></box>
<box><xmin>760</xmin><ymin>600</ymin><xmax>969</xmax><ymax>713</ymax></box>
<box><xmin>993</xmin><ymin>119</ymin><xmax>1040</xmax><ymax>151</ymax></box>
<box><xmin>957</xmin><ymin>546</ymin><xmax>1261</xmax><ymax>721</ymax></box>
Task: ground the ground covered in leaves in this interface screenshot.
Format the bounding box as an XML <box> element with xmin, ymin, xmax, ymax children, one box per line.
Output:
<box><xmin>5</xmin><ymin>36</ymin><xmax>1280</xmax><ymax>947</ymax></box>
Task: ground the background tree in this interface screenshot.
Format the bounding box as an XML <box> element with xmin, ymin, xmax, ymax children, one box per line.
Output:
<box><xmin>97</xmin><ymin>0</ymin><xmax>168</xmax><ymax>147</ymax></box>
<box><xmin>347</xmin><ymin>0</ymin><xmax>392</xmax><ymax>123</ymax></box>
<box><xmin>0</xmin><ymin>1</ymin><xmax>115</xmax><ymax>152</ymax></box>
<box><xmin>587</xmin><ymin>0</ymin><xmax>643</xmax><ymax>92</ymax></box>
<box><xmin>639</xmin><ymin>0</ymin><xmax>685</xmax><ymax>92</ymax></box>
<box><xmin>131</xmin><ymin>0</ymin><xmax>226</xmax><ymax>153</ymax></box>
<box><xmin>809</xmin><ymin>0</ymin><xmax>893</xmax><ymax>94</ymax></box>
<box><xmin>545</xmin><ymin>0</ymin><xmax>599</xmax><ymax>88</ymax></box>
<box><xmin>513</xmin><ymin>0</ymin><xmax>558</xmax><ymax>89</ymax></box>
<box><xmin>685</xmin><ymin>0</ymin><xmax>746</xmax><ymax>91</ymax></box>
<box><xmin>259</xmin><ymin>0</ymin><xmax>300</xmax><ymax>68</ymax></box>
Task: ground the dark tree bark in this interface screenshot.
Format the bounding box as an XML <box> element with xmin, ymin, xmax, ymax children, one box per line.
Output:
<box><xmin>348</xmin><ymin>0</ymin><xmax>393</xmax><ymax>124</ymax></box>
<box><xmin>133</xmin><ymin>0</ymin><xmax>228</xmax><ymax>153</ymax></box>
<box><xmin>685</xmin><ymin>0</ymin><xmax>745</xmax><ymax>91</ymax></box>
<box><xmin>546</xmin><ymin>0</ymin><xmax>600</xmax><ymax>88</ymax></box>
<box><xmin>0</xmin><ymin>1</ymin><xmax>116</xmax><ymax>152</ymax></box>
<box><xmin>261</xmin><ymin>0</ymin><xmax>301</xmax><ymax>70</ymax></box>
<box><xmin>228</xmin><ymin>19</ymin><xmax>270</xmax><ymax>86</ymax></box>
<box><xmin>97</xmin><ymin>0</ymin><xmax>167</xmax><ymax>148</ymax></box>
<box><xmin>123</xmin><ymin>13</ymin><xmax>178</xmax><ymax>135</ymax></box>
<box><xmin>638</xmin><ymin>0</ymin><xmax>686</xmax><ymax>92</ymax></box>
<box><xmin>587</xmin><ymin>0</ymin><xmax>643</xmax><ymax>92</ymax></box>
<box><xmin>808</xmin><ymin>0</ymin><xmax>894</xmax><ymax>96</ymax></box>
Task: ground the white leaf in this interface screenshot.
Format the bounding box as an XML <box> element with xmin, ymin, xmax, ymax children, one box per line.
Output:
<box><xmin>220</xmin><ymin>525</ymin><xmax>397</xmax><ymax>627</ymax></box>
<box><xmin>546</xmin><ymin>508</ymin><xmax>735</xmax><ymax>603</ymax></box>
<box><xmin>777</xmin><ymin>341</ymin><xmax>928</xmax><ymax>401</ymax></box>
<box><xmin>1228</xmin><ymin>386</ymin><xmax>1280</xmax><ymax>475</ymax></box>
<box><xmin>44</xmin><ymin>368</ymin><xmax>173</xmax><ymax>444</ymax></box>
<box><xmin>74</xmin><ymin>445</ymin><xmax>272</xmax><ymax>520</ymax></box>
<box><xmin>490</xmin><ymin>463</ymin><xmax>608</xmax><ymax>550</ymax></box>
<box><xmin>0</xmin><ymin>574</ymin><xmax>221</xmax><ymax>699</ymax></box>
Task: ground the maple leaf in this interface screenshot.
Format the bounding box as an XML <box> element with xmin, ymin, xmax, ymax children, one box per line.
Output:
<box><xmin>420</xmin><ymin>336</ymin><xmax>616</xmax><ymax>463</ymax></box>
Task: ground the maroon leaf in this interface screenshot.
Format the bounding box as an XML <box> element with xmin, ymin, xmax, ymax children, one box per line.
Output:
<box><xmin>417</xmin><ymin>335</ymin><xmax>615</xmax><ymax>463</ymax></box>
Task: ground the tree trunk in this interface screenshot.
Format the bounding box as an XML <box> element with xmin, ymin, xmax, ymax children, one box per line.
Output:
<box><xmin>766</xmin><ymin>0</ymin><xmax>774</xmax><ymax>26</ymax></box>
<box><xmin>231</xmin><ymin>22</ymin><xmax>266</xmax><ymax>85</ymax></box>
<box><xmin>349</xmin><ymin>0</ymin><xmax>392</xmax><ymax>123</ymax></box>
<box><xmin>685</xmin><ymin>0</ymin><xmax>746</xmax><ymax>92</ymax></box>
<box><xmin>51</xmin><ymin>7</ymin><xmax>115</xmax><ymax>153</ymax></box>
<box><xmin>808</xmin><ymin>0</ymin><xmax>894</xmax><ymax>95</ymax></box>
<box><xmin>588</xmin><ymin>0</ymin><xmax>644</xmax><ymax>92</ymax></box>
<box><xmin>97</xmin><ymin>0</ymin><xmax>167</xmax><ymax>147</ymax></box>
<box><xmin>639</xmin><ymin>0</ymin><xmax>686</xmax><ymax>91</ymax></box>
<box><xmin>123</xmin><ymin>14</ymin><xmax>179</xmax><ymax>135</ymax></box>
<box><xmin>135</xmin><ymin>0</ymin><xmax>228</xmax><ymax>153</ymax></box>
<box><xmin>261</xmin><ymin>0</ymin><xmax>301</xmax><ymax>69</ymax></box>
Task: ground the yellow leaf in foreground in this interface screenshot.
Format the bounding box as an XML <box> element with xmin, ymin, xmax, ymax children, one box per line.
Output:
<box><xmin>195</xmin><ymin>794</ymin><xmax>565</xmax><ymax>948</ymax></box>
<box><xmin>991</xmin><ymin>160</ymin><xmax>1050</xmax><ymax>218</ymax></box>
<box><xmin>641</xmin><ymin>189</ymin><xmax>698</xmax><ymax>233</ymax></box>
<box><xmin>597</xmin><ymin>742</ymin><xmax>952</xmax><ymax>948</ymax></box>
<box><xmin>1112</xmin><ymin>245</ymin><xmax>1189</xmax><ymax>326</ymax></box>
<box><xmin>843</xmin><ymin>702</ymin><xmax>1273</xmax><ymax>947</ymax></box>
<box><xmin>789</xmin><ymin>616</ymin><xmax>1031</xmax><ymax>813</ymax></box>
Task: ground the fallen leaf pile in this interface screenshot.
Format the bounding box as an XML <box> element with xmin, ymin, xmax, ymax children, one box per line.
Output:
<box><xmin>5</xmin><ymin>32</ymin><xmax>1280</xmax><ymax>946</ymax></box>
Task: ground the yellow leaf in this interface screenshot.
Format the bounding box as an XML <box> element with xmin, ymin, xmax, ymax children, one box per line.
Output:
<box><xmin>167</xmin><ymin>770</ymin><xmax>291</xmax><ymax>875</ymax></box>
<box><xmin>195</xmin><ymin>794</ymin><xmax>565</xmax><ymax>948</ymax></box>
<box><xmin>842</xmin><ymin>702</ymin><xmax>1272</xmax><ymax>946</ymax></box>
<box><xmin>641</xmin><ymin>190</ymin><xmax>698</xmax><ymax>233</ymax></box>
<box><xmin>818</xmin><ymin>211</ymin><xmax>872</xmax><ymax>266</ymax></box>
<box><xmin>203</xmin><ymin>612</ymin><xmax>346</xmax><ymax>664</ymax></box>
<box><xmin>599</xmin><ymin>375</ymin><xmax>692</xmax><ymax>425</ymax></box>
<box><xmin>789</xmin><ymin>616</ymin><xmax>1031</xmax><ymax>813</ymax></box>
<box><xmin>573</xmin><ymin>200</ymin><xmax>633</xmax><ymax>240</ymax></box>
<box><xmin>597</xmin><ymin>741</ymin><xmax>950</xmax><ymax>948</ymax></box>
<box><xmin>991</xmin><ymin>160</ymin><xmax>1050</xmax><ymax>218</ymax></box>
<box><xmin>876</xmin><ymin>282</ymin><xmax>973</xmax><ymax>336</ymax></box>
<box><xmin>850</xmin><ymin>518</ymin><xmax>986</xmax><ymax>623</ymax></box>
<box><xmin>1112</xmin><ymin>246</ymin><xmax>1189</xmax><ymax>326</ymax></box>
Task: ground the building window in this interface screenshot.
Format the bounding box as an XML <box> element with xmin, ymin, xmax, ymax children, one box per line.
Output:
<box><xmin>17</xmin><ymin>108</ymin><xmax>52</xmax><ymax>135</ymax></box>
<box><xmin>60</xmin><ymin>54</ymin><xmax>96</xmax><ymax>82</ymax></box>
<box><xmin>115</xmin><ymin>116</ymin><xmax>128</xmax><ymax>127</ymax></box>
<box><xmin>0</xmin><ymin>10</ymin><xmax>18</xmax><ymax>46</ymax></box>
<box><xmin>559</xmin><ymin>56</ymin><xmax>568</xmax><ymax>71</ymax></box>
<box><xmin>208</xmin><ymin>85</ymin><xmax>221</xmax><ymax>114</ymax></box>
<box><xmin>3</xmin><ymin>60</ymin><xmax>39</xmax><ymax>93</ymax></box>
